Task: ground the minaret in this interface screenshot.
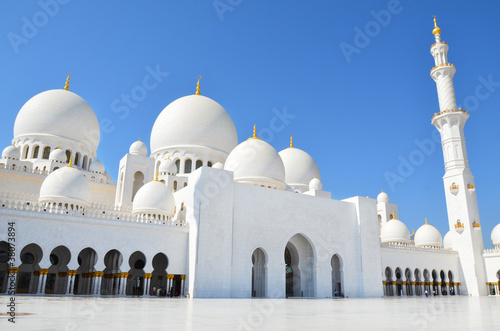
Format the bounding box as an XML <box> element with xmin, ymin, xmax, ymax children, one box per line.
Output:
<box><xmin>430</xmin><ymin>17</ymin><xmax>487</xmax><ymax>296</ymax></box>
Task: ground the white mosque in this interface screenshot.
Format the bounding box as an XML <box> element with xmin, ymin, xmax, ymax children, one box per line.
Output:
<box><xmin>1</xmin><ymin>19</ymin><xmax>500</xmax><ymax>299</ymax></box>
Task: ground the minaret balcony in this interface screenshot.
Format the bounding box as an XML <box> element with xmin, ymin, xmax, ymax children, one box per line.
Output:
<box><xmin>432</xmin><ymin>108</ymin><xmax>468</xmax><ymax>121</ymax></box>
<box><xmin>454</xmin><ymin>220</ymin><xmax>465</xmax><ymax>234</ymax></box>
<box><xmin>472</xmin><ymin>221</ymin><xmax>481</xmax><ymax>229</ymax></box>
<box><xmin>430</xmin><ymin>63</ymin><xmax>455</xmax><ymax>73</ymax></box>
<box><xmin>467</xmin><ymin>184</ymin><xmax>476</xmax><ymax>192</ymax></box>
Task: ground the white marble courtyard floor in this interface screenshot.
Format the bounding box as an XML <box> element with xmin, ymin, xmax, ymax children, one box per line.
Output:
<box><xmin>1</xmin><ymin>295</ymin><xmax>500</xmax><ymax>330</ymax></box>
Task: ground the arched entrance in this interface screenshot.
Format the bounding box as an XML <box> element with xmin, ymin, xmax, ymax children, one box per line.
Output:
<box><xmin>126</xmin><ymin>251</ymin><xmax>146</xmax><ymax>296</ymax></box>
<box><xmin>414</xmin><ymin>269</ymin><xmax>422</xmax><ymax>296</ymax></box>
<box><xmin>101</xmin><ymin>249</ymin><xmax>123</xmax><ymax>295</ymax></box>
<box><xmin>251</xmin><ymin>248</ymin><xmax>266</xmax><ymax>298</ymax></box>
<box><xmin>440</xmin><ymin>270</ymin><xmax>447</xmax><ymax>295</ymax></box>
<box><xmin>17</xmin><ymin>243</ymin><xmax>43</xmax><ymax>294</ymax></box>
<box><xmin>150</xmin><ymin>253</ymin><xmax>168</xmax><ymax>296</ymax></box>
<box><xmin>0</xmin><ymin>241</ymin><xmax>9</xmax><ymax>293</ymax></box>
<box><xmin>423</xmin><ymin>269</ymin><xmax>430</xmax><ymax>295</ymax></box>
<box><xmin>448</xmin><ymin>271</ymin><xmax>455</xmax><ymax>295</ymax></box>
<box><xmin>284</xmin><ymin>234</ymin><xmax>315</xmax><ymax>298</ymax></box>
<box><xmin>45</xmin><ymin>246</ymin><xmax>71</xmax><ymax>294</ymax></box>
<box><xmin>395</xmin><ymin>268</ymin><xmax>403</xmax><ymax>296</ymax></box>
<box><xmin>405</xmin><ymin>268</ymin><xmax>413</xmax><ymax>296</ymax></box>
<box><xmin>74</xmin><ymin>248</ymin><xmax>98</xmax><ymax>295</ymax></box>
<box><xmin>384</xmin><ymin>267</ymin><xmax>393</xmax><ymax>296</ymax></box>
<box><xmin>432</xmin><ymin>270</ymin><xmax>438</xmax><ymax>296</ymax></box>
<box><xmin>331</xmin><ymin>254</ymin><xmax>342</xmax><ymax>297</ymax></box>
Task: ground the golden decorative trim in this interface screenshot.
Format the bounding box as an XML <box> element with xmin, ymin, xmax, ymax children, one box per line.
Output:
<box><xmin>449</xmin><ymin>184</ymin><xmax>459</xmax><ymax>191</ymax></box>
<box><xmin>180</xmin><ymin>275</ymin><xmax>186</xmax><ymax>280</ymax></box>
<box><xmin>430</xmin><ymin>63</ymin><xmax>454</xmax><ymax>72</ymax></box>
<box><xmin>432</xmin><ymin>15</ymin><xmax>441</xmax><ymax>36</ymax></box>
<box><xmin>432</xmin><ymin>108</ymin><xmax>469</xmax><ymax>121</ymax></box>
<box><xmin>247</xmin><ymin>124</ymin><xmax>262</xmax><ymax>141</ymax></box>
<box><xmin>455</xmin><ymin>220</ymin><xmax>464</xmax><ymax>229</ymax></box>
<box><xmin>8</xmin><ymin>267</ymin><xmax>19</xmax><ymax>274</ymax></box>
<box><xmin>467</xmin><ymin>184</ymin><xmax>475</xmax><ymax>189</ymax></box>
<box><xmin>58</xmin><ymin>272</ymin><xmax>67</xmax><ymax>277</ymax></box>
<box><xmin>472</xmin><ymin>222</ymin><xmax>481</xmax><ymax>228</ymax></box>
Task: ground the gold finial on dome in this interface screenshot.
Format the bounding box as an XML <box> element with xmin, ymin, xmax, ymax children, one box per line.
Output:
<box><xmin>64</xmin><ymin>72</ymin><xmax>72</xmax><ymax>91</ymax></box>
<box><xmin>247</xmin><ymin>124</ymin><xmax>262</xmax><ymax>140</ymax></box>
<box><xmin>195</xmin><ymin>75</ymin><xmax>202</xmax><ymax>95</ymax></box>
<box><xmin>411</xmin><ymin>228</ymin><xmax>415</xmax><ymax>236</ymax></box>
<box><xmin>290</xmin><ymin>133</ymin><xmax>294</xmax><ymax>148</ymax></box>
<box><xmin>154</xmin><ymin>171</ymin><xmax>159</xmax><ymax>181</ymax></box>
<box><xmin>138</xmin><ymin>137</ymin><xmax>141</xmax><ymax>141</ymax></box>
<box><xmin>425</xmin><ymin>217</ymin><xmax>428</xmax><ymax>225</ymax></box>
<box><xmin>432</xmin><ymin>15</ymin><xmax>441</xmax><ymax>36</ymax></box>
<box><xmin>66</xmin><ymin>156</ymin><xmax>74</xmax><ymax>168</ymax></box>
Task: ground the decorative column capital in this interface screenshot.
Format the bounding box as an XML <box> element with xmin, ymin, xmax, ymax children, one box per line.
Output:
<box><xmin>8</xmin><ymin>267</ymin><xmax>19</xmax><ymax>274</ymax></box>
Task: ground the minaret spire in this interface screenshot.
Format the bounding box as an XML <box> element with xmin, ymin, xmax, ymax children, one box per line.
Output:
<box><xmin>195</xmin><ymin>75</ymin><xmax>201</xmax><ymax>95</ymax></box>
<box><xmin>290</xmin><ymin>134</ymin><xmax>294</xmax><ymax>148</ymax></box>
<box><xmin>64</xmin><ymin>72</ymin><xmax>72</xmax><ymax>91</ymax></box>
<box><xmin>430</xmin><ymin>19</ymin><xmax>487</xmax><ymax>296</ymax></box>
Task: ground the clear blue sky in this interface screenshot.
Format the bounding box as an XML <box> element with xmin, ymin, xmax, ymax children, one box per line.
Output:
<box><xmin>1</xmin><ymin>1</ymin><xmax>500</xmax><ymax>247</ymax></box>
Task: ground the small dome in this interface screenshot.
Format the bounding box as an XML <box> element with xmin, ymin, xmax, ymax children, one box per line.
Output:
<box><xmin>104</xmin><ymin>171</ymin><xmax>112</xmax><ymax>181</ymax></box>
<box><xmin>49</xmin><ymin>148</ymin><xmax>67</xmax><ymax>163</ymax></box>
<box><xmin>381</xmin><ymin>219</ymin><xmax>411</xmax><ymax>244</ymax></box>
<box><xmin>491</xmin><ymin>223</ymin><xmax>500</xmax><ymax>247</ymax></box>
<box><xmin>377</xmin><ymin>191</ymin><xmax>389</xmax><ymax>203</ymax></box>
<box><xmin>443</xmin><ymin>230</ymin><xmax>459</xmax><ymax>249</ymax></box>
<box><xmin>309</xmin><ymin>177</ymin><xmax>322</xmax><ymax>191</ymax></box>
<box><xmin>159</xmin><ymin>158</ymin><xmax>177</xmax><ymax>175</ymax></box>
<box><xmin>224</xmin><ymin>135</ymin><xmax>286</xmax><ymax>190</ymax></box>
<box><xmin>150</xmin><ymin>95</ymin><xmax>238</xmax><ymax>157</ymax></box>
<box><xmin>89</xmin><ymin>159</ymin><xmax>105</xmax><ymax>174</ymax></box>
<box><xmin>39</xmin><ymin>165</ymin><xmax>90</xmax><ymax>207</ymax></box>
<box><xmin>132</xmin><ymin>180</ymin><xmax>175</xmax><ymax>218</ymax></box>
<box><xmin>2</xmin><ymin>145</ymin><xmax>20</xmax><ymax>159</ymax></box>
<box><xmin>14</xmin><ymin>89</ymin><xmax>100</xmax><ymax>154</ymax></box>
<box><xmin>279</xmin><ymin>146</ymin><xmax>320</xmax><ymax>192</ymax></box>
<box><xmin>212</xmin><ymin>160</ymin><xmax>224</xmax><ymax>169</ymax></box>
<box><xmin>130</xmin><ymin>140</ymin><xmax>147</xmax><ymax>156</ymax></box>
<box><xmin>414</xmin><ymin>221</ymin><xmax>442</xmax><ymax>247</ymax></box>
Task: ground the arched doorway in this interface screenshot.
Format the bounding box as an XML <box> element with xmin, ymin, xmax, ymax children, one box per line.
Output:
<box><xmin>331</xmin><ymin>254</ymin><xmax>342</xmax><ymax>297</ymax></box>
<box><xmin>251</xmin><ymin>248</ymin><xmax>266</xmax><ymax>298</ymax></box>
<box><xmin>395</xmin><ymin>268</ymin><xmax>403</xmax><ymax>296</ymax></box>
<box><xmin>45</xmin><ymin>246</ymin><xmax>71</xmax><ymax>294</ymax></box>
<box><xmin>431</xmin><ymin>270</ymin><xmax>438</xmax><ymax>296</ymax></box>
<box><xmin>17</xmin><ymin>244</ymin><xmax>43</xmax><ymax>294</ymax></box>
<box><xmin>440</xmin><ymin>270</ymin><xmax>447</xmax><ymax>295</ymax></box>
<box><xmin>131</xmin><ymin>171</ymin><xmax>145</xmax><ymax>201</ymax></box>
<box><xmin>405</xmin><ymin>268</ymin><xmax>413</xmax><ymax>296</ymax></box>
<box><xmin>414</xmin><ymin>269</ymin><xmax>422</xmax><ymax>296</ymax></box>
<box><xmin>284</xmin><ymin>234</ymin><xmax>315</xmax><ymax>298</ymax></box>
<box><xmin>423</xmin><ymin>269</ymin><xmax>430</xmax><ymax>295</ymax></box>
<box><xmin>101</xmin><ymin>249</ymin><xmax>123</xmax><ymax>295</ymax></box>
<box><xmin>126</xmin><ymin>251</ymin><xmax>146</xmax><ymax>296</ymax></box>
<box><xmin>448</xmin><ymin>271</ymin><xmax>455</xmax><ymax>295</ymax></box>
<box><xmin>74</xmin><ymin>248</ymin><xmax>98</xmax><ymax>295</ymax></box>
<box><xmin>384</xmin><ymin>267</ymin><xmax>393</xmax><ymax>296</ymax></box>
<box><xmin>150</xmin><ymin>253</ymin><xmax>168</xmax><ymax>296</ymax></box>
<box><xmin>0</xmin><ymin>241</ymin><xmax>9</xmax><ymax>293</ymax></box>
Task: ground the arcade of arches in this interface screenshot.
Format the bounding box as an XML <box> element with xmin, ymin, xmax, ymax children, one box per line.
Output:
<box><xmin>383</xmin><ymin>266</ymin><xmax>460</xmax><ymax>297</ymax></box>
<box><xmin>0</xmin><ymin>242</ymin><xmax>185</xmax><ymax>297</ymax></box>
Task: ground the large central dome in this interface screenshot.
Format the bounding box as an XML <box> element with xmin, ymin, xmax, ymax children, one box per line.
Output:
<box><xmin>150</xmin><ymin>94</ymin><xmax>238</xmax><ymax>158</ymax></box>
<box><xmin>13</xmin><ymin>89</ymin><xmax>100</xmax><ymax>154</ymax></box>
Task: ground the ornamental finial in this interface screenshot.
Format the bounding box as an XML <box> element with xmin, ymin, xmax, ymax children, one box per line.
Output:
<box><xmin>196</xmin><ymin>75</ymin><xmax>201</xmax><ymax>95</ymax></box>
<box><xmin>253</xmin><ymin>125</ymin><xmax>257</xmax><ymax>139</ymax></box>
<box><xmin>432</xmin><ymin>15</ymin><xmax>441</xmax><ymax>36</ymax></box>
<box><xmin>155</xmin><ymin>171</ymin><xmax>159</xmax><ymax>181</ymax></box>
<box><xmin>425</xmin><ymin>217</ymin><xmax>428</xmax><ymax>225</ymax></box>
<box><xmin>64</xmin><ymin>72</ymin><xmax>72</xmax><ymax>91</ymax></box>
<box><xmin>290</xmin><ymin>133</ymin><xmax>294</xmax><ymax>148</ymax></box>
<box><xmin>66</xmin><ymin>156</ymin><xmax>74</xmax><ymax>168</ymax></box>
